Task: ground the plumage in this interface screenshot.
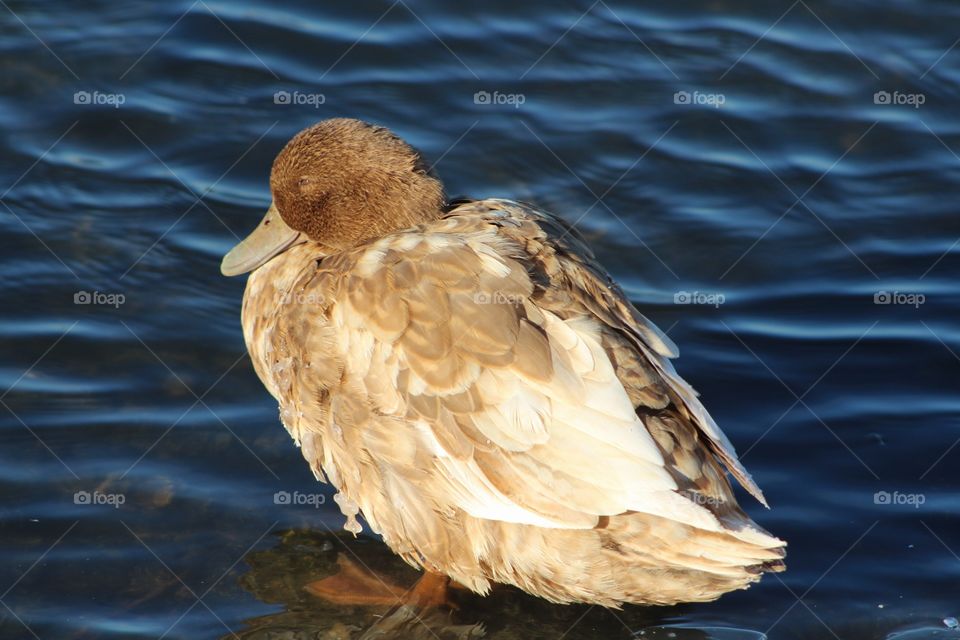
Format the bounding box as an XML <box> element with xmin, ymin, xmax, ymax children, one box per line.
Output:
<box><xmin>223</xmin><ymin>119</ymin><xmax>785</xmax><ymax>608</ymax></box>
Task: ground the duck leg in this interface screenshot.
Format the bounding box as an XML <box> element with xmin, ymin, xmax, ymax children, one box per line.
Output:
<box><xmin>305</xmin><ymin>554</ymin><xmax>456</xmax><ymax>609</ymax></box>
<box><xmin>404</xmin><ymin>569</ymin><xmax>455</xmax><ymax>609</ymax></box>
<box><xmin>306</xmin><ymin>554</ymin><xmax>408</xmax><ymax>606</ymax></box>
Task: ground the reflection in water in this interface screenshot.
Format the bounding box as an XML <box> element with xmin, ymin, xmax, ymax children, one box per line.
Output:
<box><xmin>237</xmin><ymin>602</ymin><xmax>484</xmax><ymax>640</ymax></box>
<box><xmin>228</xmin><ymin>530</ymin><xmax>776</xmax><ymax>639</ymax></box>
<box><xmin>350</xmin><ymin>607</ymin><xmax>484</xmax><ymax>640</ymax></box>
<box><xmin>231</xmin><ymin>530</ymin><xmax>484</xmax><ymax>639</ymax></box>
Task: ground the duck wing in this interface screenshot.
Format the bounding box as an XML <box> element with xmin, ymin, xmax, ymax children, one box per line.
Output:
<box><xmin>274</xmin><ymin>199</ymin><xmax>768</xmax><ymax>542</ymax></box>
<box><xmin>476</xmin><ymin>199</ymin><xmax>769</xmax><ymax>508</ymax></box>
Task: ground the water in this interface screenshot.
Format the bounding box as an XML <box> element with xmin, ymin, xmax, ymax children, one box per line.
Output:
<box><xmin>1</xmin><ymin>1</ymin><xmax>959</xmax><ymax>638</ymax></box>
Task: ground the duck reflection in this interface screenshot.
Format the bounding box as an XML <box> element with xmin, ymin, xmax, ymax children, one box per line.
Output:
<box><xmin>229</xmin><ymin>530</ymin><xmax>710</xmax><ymax>639</ymax></box>
<box><xmin>230</xmin><ymin>529</ymin><xmax>483</xmax><ymax>639</ymax></box>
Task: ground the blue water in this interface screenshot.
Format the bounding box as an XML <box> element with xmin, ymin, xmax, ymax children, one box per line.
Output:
<box><xmin>2</xmin><ymin>1</ymin><xmax>959</xmax><ymax>638</ymax></box>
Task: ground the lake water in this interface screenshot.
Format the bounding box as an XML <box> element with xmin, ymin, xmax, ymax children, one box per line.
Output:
<box><xmin>1</xmin><ymin>1</ymin><xmax>959</xmax><ymax>638</ymax></box>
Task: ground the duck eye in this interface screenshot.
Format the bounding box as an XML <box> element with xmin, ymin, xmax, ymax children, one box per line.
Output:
<box><xmin>298</xmin><ymin>177</ymin><xmax>312</xmax><ymax>188</ymax></box>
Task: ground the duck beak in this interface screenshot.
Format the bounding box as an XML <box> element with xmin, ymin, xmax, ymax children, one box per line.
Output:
<box><xmin>221</xmin><ymin>202</ymin><xmax>304</xmax><ymax>276</ymax></box>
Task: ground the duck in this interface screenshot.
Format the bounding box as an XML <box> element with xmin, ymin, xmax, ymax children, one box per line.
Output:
<box><xmin>221</xmin><ymin>118</ymin><xmax>785</xmax><ymax>608</ymax></box>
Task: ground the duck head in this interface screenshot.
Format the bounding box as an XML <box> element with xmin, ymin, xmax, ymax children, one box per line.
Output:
<box><xmin>221</xmin><ymin>118</ymin><xmax>445</xmax><ymax>276</ymax></box>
